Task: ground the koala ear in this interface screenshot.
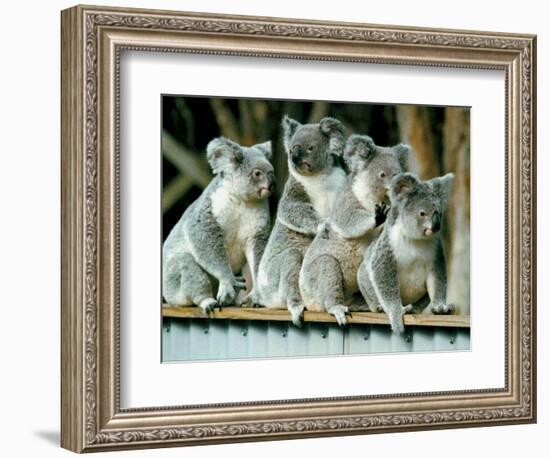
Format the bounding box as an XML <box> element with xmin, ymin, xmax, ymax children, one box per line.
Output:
<box><xmin>390</xmin><ymin>172</ymin><xmax>419</xmax><ymax>204</ymax></box>
<box><xmin>206</xmin><ymin>137</ymin><xmax>244</xmax><ymax>174</ymax></box>
<box><xmin>429</xmin><ymin>173</ymin><xmax>455</xmax><ymax>208</ymax></box>
<box><xmin>393</xmin><ymin>143</ymin><xmax>410</xmax><ymax>171</ymax></box>
<box><xmin>319</xmin><ymin>117</ymin><xmax>346</xmax><ymax>157</ymax></box>
<box><xmin>282</xmin><ymin>115</ymin><xmax>301</xmax><ymax>152</ymax></box>
<box><xmin>252</xmin><ymin>141</ymin><xmax>272</xmax><ymax>161</ymax></box>
<box><xmin>343</xmin><ymin>135</ymin><xmax>376</xmax><ymax>170</ymax></box>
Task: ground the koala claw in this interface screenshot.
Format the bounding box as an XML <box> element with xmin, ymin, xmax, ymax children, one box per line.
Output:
<box><xmin>233</xmin><ymin>276</ymin><xmax>247</xmax><ymax>292</ymax></box>
<box><xmin>375</xmin><ymin>202</ymin><xmax>390</xmax><ymax>226</ymax></box>
<box><xmin>390</xmin><ymin>320</ymin><xmax>405</xmax><ymax>336</ymax></box>
<box><xmin>198</xmin><ymin>298</ymin><xmax>217</xmax><ymax>316</ymax></box>
<box><xmin>238</xmin><ymin>289</ymin><xmax>262</xmax><ymax>308</ymax></box>
<box><xmin>289</xmin><ymin>304</ymin><xmax>305</xmax><ymax>327</ymax></box>
<box><xmin>430</xmin><ymin>303</ymin><xmax>455</xmax><ymax>315</ymax></box>
<box><xmin>328</xmin><ymin>305</ymin><xmax>350</xmax><ymax>328</ymax></box>
<box><xmin>387</xmin><ymin>304</ymin><xmax>412</xmax><ymax>335</ymax></box>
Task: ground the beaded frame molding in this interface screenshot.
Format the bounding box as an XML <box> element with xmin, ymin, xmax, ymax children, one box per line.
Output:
<box><xmin>60</xmin><ymin>4</ymin><xmax>537</xmax><ymax>453</ymax></box>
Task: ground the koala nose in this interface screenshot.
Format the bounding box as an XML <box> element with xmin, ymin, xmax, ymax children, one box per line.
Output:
<box><xmin>267</xmin><ymin>172</ymin><xmax>276</xmax><ymax>191</ymax></box>
<box><xmin>431</xmin><ymin>212</ymin><xmax>441</xmax><ymax>233</ymax></box>
<box><xmin>291</xmin><ymin>145</ymin><xmax>304</xmax><ymax>164</ymax></box>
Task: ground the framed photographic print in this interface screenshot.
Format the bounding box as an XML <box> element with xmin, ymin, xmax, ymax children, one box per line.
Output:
<box><xmin>61</xmin><ymin>4</ymin><xmax>536</xmax><ymax>453</ymax></box>
<box><xmin>160</xmin><ymin>94</ymin><xmax>471</xmax><ymax>363</ymax></box>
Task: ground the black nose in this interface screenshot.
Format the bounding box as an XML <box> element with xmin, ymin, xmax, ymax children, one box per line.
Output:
<box><xmin>268</xmin><ymin>182</ymin><xmax>276</xmax><ymax>192</ymax></box>
<box><xmin>291</xmin><ymin>145</ymin><xmax>304</xmax><ymax>164</ymax></box>
<box><xmin>432</xmin><ymin>212</ymin><xmax>441</xmax><ymax>233</ymax></box>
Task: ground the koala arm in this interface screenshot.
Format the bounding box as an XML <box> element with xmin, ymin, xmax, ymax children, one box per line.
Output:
<box><xmin>330</xmin><ymin>206</ymin><xmax>376</xmax><ymax>239</ymax></box>
<box><xmin>327</xmin><ymin>187</ymin><xmax>384</xmax><ymax>239</ymax></box>
<box><xmin>184</xmin><ymin>201</ymin><xmax>234</xmax><ymax>285</ymax></box>
<box><xmin>277</xmin><ymin>201</ymin><xmax>321</xmax><ymax>235</ymax></box>
<box><xmin>277</xmin><ymin>180</ymin><xmax>322</xmax><ymax>235</ymax></box>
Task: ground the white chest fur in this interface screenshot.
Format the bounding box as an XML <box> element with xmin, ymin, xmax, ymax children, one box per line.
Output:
<box><xmin>351</xmin><ymin>170</ymin><xmax>378</xmax><ymax>211</ymax></box>
<box><xmin>210</xmin><ymin>184</ymin><xmax>269</xmax><ymax>272</ymax></box>
<box><xmin>389</xmin><ymin>225</ymin><xmax>434</xmax><ymax>304</ymax></box>
<box><xmin>291</xmin><ymin>167</ymin><xmax>347</xmax><ymax>218</ymax></box>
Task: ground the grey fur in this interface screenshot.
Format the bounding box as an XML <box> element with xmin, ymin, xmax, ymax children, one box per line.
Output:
<box><xmin>357</xmin><ymin>172</ymin><xmax>455</xmax><ymax>335</ymax></box>
<box><xmin>162</xmin><ymin>138</ymin><xmax>275</xmax><ymax>314</ymax></box>
<box><xmin>257</xmin><ymin>115</ymin><xmax>347</xmax><ymax>326</ymax></box>
<box><xmin>299</xmin><ymin>136</ymin><xmax>409</xmax><ymax>326</ymax></box>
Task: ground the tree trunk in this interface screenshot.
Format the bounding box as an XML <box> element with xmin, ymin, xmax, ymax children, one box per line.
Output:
<box><xmin>396</xmin><ymin>105</ymin><xmax>441</xmax><ymax>179</ymax></box>
<box><xmin>443</xmin><ymin>107</ymin><xmax>471</xmax><ymax>315</ymax></box>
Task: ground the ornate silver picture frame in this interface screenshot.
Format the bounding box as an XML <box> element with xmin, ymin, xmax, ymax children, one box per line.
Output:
<box><xmin>61</xmin><ymin>4</ymin><xmax>536</xmax><ymax>452</ymax></box>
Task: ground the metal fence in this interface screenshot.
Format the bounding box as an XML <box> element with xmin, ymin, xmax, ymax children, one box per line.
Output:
<box><xmin>162</xmin><ymin>309</ymin><xmax>470</xmax><ymax>362</ymax></box>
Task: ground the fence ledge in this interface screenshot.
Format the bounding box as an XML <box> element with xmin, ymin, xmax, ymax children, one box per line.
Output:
<box><xmin>162</xmin><ymin>305</ymin><xmax>470</xmax><ymax>328</ymax></box>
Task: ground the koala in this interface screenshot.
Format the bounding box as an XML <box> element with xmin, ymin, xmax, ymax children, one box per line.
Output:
<box><xmin>357</xmin><ymin>172</ymin><xmax>455</xmax><ymax>335</ymax></box>
<box><xmin>299</xmin><ymin>135</ymin><xmax>409</xmax><ymax>326</ymax></box>
<box><xmin>162</xmin><ymin>137</ymin><xmax>275</xmax><ymax>314</ymax></box>
<box><xmin>256</xmin><ymin>115</ymin><xmax>347</xmax><ymax>326</ymax></box>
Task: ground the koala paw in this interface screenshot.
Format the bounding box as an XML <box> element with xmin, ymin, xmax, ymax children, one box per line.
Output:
<box><xmin>288</xmin><ymin>303</ymin><xmax>305</xmax><ymax>327</ymax></box>
<box><xmin>375</xmin><ymin>202</ymin><xmax>390</xmax><ymax>227</ymax></box>
<box><xmin>328</xmin><ymin>304</ymin><xmax>351</xmax><ymax>328</ymax></box>
<box><xmin>387</xmin><ymin>304</ymin><xmax>413</xmax><ymax>335</ymax></box>
<box><xmin>216</xmin><ymin>281</ymin><xmax>237</xmax><ymax>308</ymax></box>
<box><xmin>367</xmin><ymin>302</ymin><xmax>384</xmax><ymax>313</ymax></box>
<box><xmin>198</xmin><ymin>298</ymin><xmax>217</xmax><ymax>316</ymax></box>
<box><xmin>239</xmin><ymin>289</ymin><xmax>263</xmax><ymax>308</ymax></box>
<box><xmin>430</xmin><ymin>303</ymin><xmax>456</xmax><ymax>315</ymax></box>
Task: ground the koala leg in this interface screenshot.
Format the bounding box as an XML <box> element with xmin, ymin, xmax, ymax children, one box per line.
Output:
<box><xmin>362</xmin><ymin>255</ymin><xmax>412</xmax><ymax>336</ymax></box>
<box><xmin>163</xmin><ymin>253</ymin><xmax>217</xmax><ymax>314</ymax></box>
<box><xmin>425</xmin><ymin>242</ymin><xmax>455</xmax><ymax>315</ymax></box>
<box><xmin>357</xmin><ymin>261</ymin><xmax>383</xmax><ymax>313</ymax></box>
<box><xmin>302</xmin><ymin>254</ymin><xmax>349</xmax><ymax>327</ymax></box>
<box><xmin>277</xmin><ymin>249</ymin><xmax>306</xmax><ymax>327</ymax></box>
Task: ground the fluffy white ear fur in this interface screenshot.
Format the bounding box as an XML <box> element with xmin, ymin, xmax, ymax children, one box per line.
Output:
<box><xmin>343</xmin><ymin>134</ymin><xmax>376</xmax><ymax>170</ymax></box>
<box><xmin>252</xmin><ymin>141</ymin><xmax>272</xmax><ymax>161</ymax></box>
<box><xmin>319</xmin><ymin>116</ymin><xmax>345</xmax><ymax>158</ymax></box>
<box><xmin>393</xmin><ymin>143</ymin><xmax>411</xmax><ymax>171</ymax></box>
<box><xmin>206</xmin><ymin>137</ymin><xmax>243</xmax><ymax>174</ymax></box>
<box><xmin>390</xmin><ymin>172</ymin><xmax>420</xmax><ymax>204</ymax></box>
<box><xmin>282</xmin><ymin>115</ymin><xmax>301</xmax><ymax>152</ymax></box>
<box><xmin>429</xmin><ymin>172</ymin><xmax>455</xmax><ymax>208</ymax></box>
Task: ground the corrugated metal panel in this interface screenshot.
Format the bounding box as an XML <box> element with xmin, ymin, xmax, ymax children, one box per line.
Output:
<box><xmin>162</xmin><ymin>318</ymin><xmax>470</xmax><ymax>362</ymax></box>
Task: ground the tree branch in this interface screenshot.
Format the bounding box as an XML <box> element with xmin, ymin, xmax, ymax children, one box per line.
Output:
<box><xmin>162</xmin><ymin>175</ymin><xmax>193</xmax><ymax>213</ymax></box>
<box><xmin>209</xmin><ymin>98</ymin><xmax>240</xmax><ymax>141</ymax></box>
<box><xmin>307</xmin><ymin>101</ymin><xmax>330</xmax><ymax>124</ymax></box>
<box><xmin>162</xmin><ymin>129</ymin><xmax>211</xmax><ymax>188</ymax></box>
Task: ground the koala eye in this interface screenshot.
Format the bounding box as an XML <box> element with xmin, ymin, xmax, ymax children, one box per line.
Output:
<box><xmin>419</xmin><ymin>210</ymin><xmax>427</xmax><ymax>217</ymax></box>
<box><xmin>253</xmin><ymin>169</ymin><xmax>263</xmax><ymax>179</ymax></box>
<box><xmin>379</xmin><ymin>171</ymin><xmax>387</xmax><ymax>179</ymax></box>
<box><xmin>307</xmin><ymin>145</ymin><xmax>314</xmax><ymax>152</ymax></box>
